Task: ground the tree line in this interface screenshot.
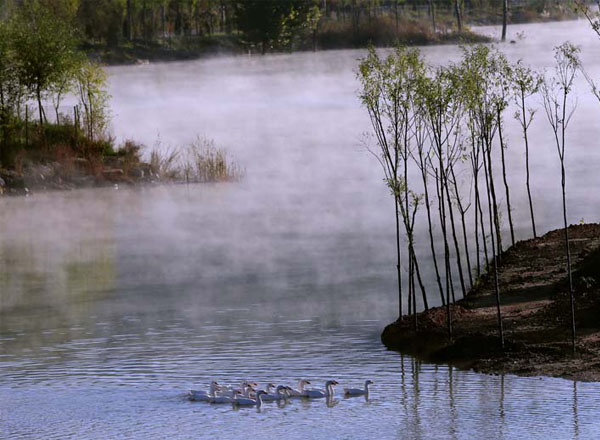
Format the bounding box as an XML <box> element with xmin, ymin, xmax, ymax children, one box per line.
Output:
<box><xmin>0</xmin><ymin>0</ymin><xmax>563</xmax><ymax>54</ymax></box>
<box><xmin>358</xmin><ymin>32</ymin><xmax>599</xmax><ymax>353</ymax></box>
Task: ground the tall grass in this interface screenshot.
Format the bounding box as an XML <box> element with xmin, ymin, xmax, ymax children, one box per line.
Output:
<box><xmin>150</xmin><ymin>137</ymin><xmax>243</xmax><ymax>183</ymax></box>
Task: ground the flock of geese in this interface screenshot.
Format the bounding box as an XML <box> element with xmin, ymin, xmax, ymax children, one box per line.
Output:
<box><xmin>187</xmin><ymin>379</ymin><xmax>374</xmax><ymax>408</ymax></box>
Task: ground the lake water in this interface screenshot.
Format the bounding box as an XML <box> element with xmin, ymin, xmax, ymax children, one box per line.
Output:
<box><xmin>2</xmin><ymin>20</ymin><xmax>600</xmax><ymax>439</ymax></box>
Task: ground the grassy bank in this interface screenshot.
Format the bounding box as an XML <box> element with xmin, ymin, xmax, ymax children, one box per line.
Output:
<box><xmin>381</xmin><ymin>224</ymin><xmax>600</xmax><ymax>382</ymax></box>
<box><xmin>0</xmin><ymin>120</ymin><xmax>242</xmax><ymax>196</ymax></box>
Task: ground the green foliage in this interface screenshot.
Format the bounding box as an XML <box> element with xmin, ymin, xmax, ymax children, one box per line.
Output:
<box><xmin>76</xmin><ymin>61</ymin><xmax>111</xmax><ymax>142</ymax></box>
<box><xmin>512</xmin><ymin>60</ymin><xmax>542</xmax><ymax>128</ymax></box>
<box><xmin>574</xmin><ymin>0</ymin><xmax>600</xmax><ymax>39</ymax></box>
<box><xmin>0</xmin><ymin>4</ymin><xmax>112</xmax><ymax>168</ymax></box>
<box><xmin>233</xmin><ymin>0</ymin><xmax>315</xmax><ymax>52</ymax></box>
<box><xmin>78</xmin><ymin>0</ymin><xmax>125</xmax><ymax>48</ymax></box>
<box><xmin>358</xmin><ymin>45</ymin><xmax>425</xmax><ymax>187</ymax></box>
<box><xmin>11</xmin><ymin>2</ymin><xmax>79</xmax><ymax>124</ymax></box>
<box><xmin>0</xmin><ymin>20</ymin><xmax>23</xmax><ymax>166</ymax></box>
<box><xmin>455</xmin><ymin>45</ymin><xmax>511</xmax><ymax>142</ymax></box>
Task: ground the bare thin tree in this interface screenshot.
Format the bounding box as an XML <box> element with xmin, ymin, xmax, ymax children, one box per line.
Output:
<box><xmin>541</xmin><ymin>42</ymin><xmax>580</xmax><ymax>355</ymax></box>
<box><xmin>512</xmin><ymin>61</ymin><xmax>542</xmax><ymax>238</ymax></box>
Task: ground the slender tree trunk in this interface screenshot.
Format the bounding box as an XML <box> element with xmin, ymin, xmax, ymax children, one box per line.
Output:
<box><xmin>161</xmin><ymin>5</ymin><xmax>165</xmax><ymax>39</ymax></box>
<box><xmin>561</xmin><ymin>162</ymin><xmax>575</xmax><ymax>354</ymax></box>
<box><xmin>560</xmin><ymin>91</ymin><xmax>576</xmax><ymax>354</ymax></box>
<box><xmin>484</xmin><ymin>146</ymin><xmax>505</xmax><ymax>348</ymax></box>
<box><xmin>429</xmin><ymin>0</ymin><xmax>436</xmax><ymax>33</ymax></box>
<box><xmin>142</xmin><ymin>0</ymin><xmax>147</xmax><ymax>42</ymax></box>
<box><xmin>451</xmin><ymin>166</ymin><xmax>473</xmax><ymax>288</ymax></box>
<box><xmin>521</xmin><ymin>93</ymin><xmax>537</xmax><ymax>238</ymax></box>
<box><xmin>454</xmin><ymin>0</ymin><xmax>462</xmax><ymax>32</ymax></box>
<box><xmin>419</xmin><ymin>151</ymin><xmax>445</xmax><ymax>305</ymax></box>
<box><xmin>471</xmin><ymin>142</ymin><xmax>485</xmax><ymax>278</ymax></box>
<box><xmin>0</xmin><ymin>87</ymin><xmax>5</xmax><ymax>167</ymax></box>
<box><xmin>36</xmin><ymin>86</ymin><xmax>44</xmax><ymax>129</ymax></box>
<box><xmin>410</xmin><ymin>252</ymin><xmax>418</xmax><ymax>332</ymax></box>
<box><xmin>395</xmin><ymin>197</ymin><xmax>403</xmax><ymax>319</ymax></box>
<box><xmin>126</xmin><ymin>0</ymin><xmax>133</xmax><ymax>41</ymax></box>
<box><xmin>477</xmin><ymin>175</ymin><xmax>490</xmax><ymax>269</ymax></box>
<box><xmin>439</xmin><ymin>170</ymin><xmax>456</xmax><ymax>304</ymax></box>
<box><xmin>403</xmin><ymin>203</ymin><xmax>429</xmax><ymax>312</ymax></box>
<box><xmin>436</xmin><ymin>167</ymin><xmax>453</xmax><ymax>338</ymax></box>
<box><xmin>501</xmin><ymin>0</ymin><xmax>508</xmax><ymax>42</ymax></box>
<box><xmin>445</xmin><ymin>177</ymin><xmax>467</xmax><ymax>298</ymax></box>
<box><xmin>412</xmin><ymin>247</ymin><xmax>428</xmax><ymax>311</ymax></box>
<box><xmin>485</xmin><ymin>137</ymin><xmax>503</xmax><ymax>256</ymax></box>
<box><xmin>408</xmin><ymin>253</ymin><xmax>413</xmax><ymax>317</ymax></box>
<box><xmin>497</xmin><ymin>110</ymin><xmax>515</xmax><ymax>247</ymax></box>
<box><xmin>474</xmin><ymin>180</ymin><xmax>481</xmax><ymax>277</ymax></box>
<box><xmin>25</xmin><ymin>105</ymin><xmax>29</xmax><ymax>147</ymax></box>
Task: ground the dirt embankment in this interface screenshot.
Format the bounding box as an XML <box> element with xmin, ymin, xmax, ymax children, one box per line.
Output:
<box><xmin>381</xmin><ymin>223</ymin><xmax>600</xmax><ymax>381</ymax></box>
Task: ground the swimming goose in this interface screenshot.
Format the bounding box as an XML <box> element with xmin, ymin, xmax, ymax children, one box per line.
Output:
<box><xmin>188</xmin><ymin>381</ymin><xmax>220</xmax><ymax>401</ymax></box>
<box><xmin>305</xmin><ymin>380</ymin><xmax>338</xmax><ymax>398</ymax></box>
<box><xmin>260</xmin><ymin>385</ymin><xmax>291</xmax><ymax>402</ymax></box>
<box><xmin>288</xmin><ymin>379</ymin><xmax>311</xmax><ymax>398</ymax></box>
<box><xmin>344</xmin><ymin>380</ymin><xmax>374</xmax><ymax>397</ymax></box>
<box><xmin>233</xmin><ymin>390</ymin><xmax>267</xmax><ymax>407</ymax></box>
<box><xmin>209</xmin><ymin>392</ymin><xmax>235</xmax><ymax>404</ymax></box>
<box><xmin>261</xmin><ymin>383</ymin><xmax>276</xmax><ymax>394</ymax></box>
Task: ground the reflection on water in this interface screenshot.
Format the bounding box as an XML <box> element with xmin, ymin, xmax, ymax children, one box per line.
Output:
<box><xmin>2</xmin><ymin>20</ymin><xmax>600</xmax><ymax>439</ymax></box>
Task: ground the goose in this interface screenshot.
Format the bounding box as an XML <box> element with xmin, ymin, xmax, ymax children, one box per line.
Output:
<box><xmin>260</xmin><ymin>385</ymin><xmax>291</xmax><ymax>402</ymax></box>
<box><xmin>261</xmin><ymin>383</ymin><xmax>276</xmax><ymax>394</ymax></box>
<box><xmin>344</xmin><ymin>380</ymin><xmax>374</xmax><ymax>397</ymax></box>
<box><xmin>233</xmin><ymin>390</ymin><xmax>267</xmax><ymax>407</ymax></box>
<box><xmin>209</xmin><ymin>393</ymin><xmax>235</xmax><ymax>404</ymax></box>
<box><xmin>241</xmin><ymin>381</ymin><xmax>258</xmax><ymax>397</ymax></box>
<box><xmin>305</xmin><ymin>380</ymin><xmax>338</xmax><ymax>399</ymax></box>
<box><xmin>288</xmin><ymin>379</ymin><xmax>311</xmax><ymax>398</ymax></box>
<box><xmin>188</xmin><ymin>381</ymin><xmax>220</xmax><ymax>401</ymax></box>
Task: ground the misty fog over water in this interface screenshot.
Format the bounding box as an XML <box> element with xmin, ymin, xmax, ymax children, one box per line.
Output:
<box><xmin>2</xmin><ymin>20</ymin><xmax>600</xmax><ymax>439</ymax></box>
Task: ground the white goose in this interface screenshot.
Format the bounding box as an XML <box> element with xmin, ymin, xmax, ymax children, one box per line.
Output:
<box><xmin>260</xmin><ymin>385</ymin><xmax>291</xmax><ymax>402</ymax></box>
<box><xmin>288</xmin><ymin>379</ymin><xmax>311</xmax><ymax>398</ymax></box>
<box><xmin>261</xmin><ymin>383</ymin><xmax>276</xmax><ymax>394</ymax></box>
<box><xmin>233</xmin><ymin>390</ymin><xmax>267</xmax><ymax>407</ymax></box>
<box><xmin>188</xmin><ymin>381</ymin><xmax>220</xmax><ymax>401</ymax></box>
<box><xmin>344</xmin><ymin>380</ymin><xmax>374</xmax><ymax>397</ymax></box>
<box><xmin>305</xmin><ymin>380</ymin><xmax>338</xmax><ymax>398</ymax></box>
<box><xmin>218</xmin><ymin>381</ymin><xmax>256</xmax><ymax>398</ymax></box>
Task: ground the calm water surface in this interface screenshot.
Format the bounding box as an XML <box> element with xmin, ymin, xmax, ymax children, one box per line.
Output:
<box><xmin>2</xmin><ymin>20</ymin><xmax>600</xmax><ymax>439</ymax></box>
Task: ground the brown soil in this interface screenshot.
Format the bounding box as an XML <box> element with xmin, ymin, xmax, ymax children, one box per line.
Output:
<box><xmin>381</xmin><ymin>223</ymin><xmax>600</xmax><ymax>381</ymax></box>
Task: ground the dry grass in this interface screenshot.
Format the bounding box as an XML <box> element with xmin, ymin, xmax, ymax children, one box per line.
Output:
<box><xmin>150</xmin><ymin>137</ymin><xmax>242</xmax><ymax>183</ymax></box>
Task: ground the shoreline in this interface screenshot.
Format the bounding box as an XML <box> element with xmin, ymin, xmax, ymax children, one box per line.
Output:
<box><xmin>381</xmin><ymin>223</ymin><xmax>600</xmax><ymax>382</ymax></box>
<box><xmin>87</xmin><ymin>12</ymin><xmax>580</xmax><ymax>66</ymax></box>
<box><xmin>89</xmin><ymin>30</ymin><xmax>490</xmax><ymax>66</ymax></box>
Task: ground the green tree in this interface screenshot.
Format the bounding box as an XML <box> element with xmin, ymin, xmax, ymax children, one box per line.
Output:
<box><xmin>234</xmin><ymin>0</ymin><xmax>312</xmax><ymax>53</ymax></box>
<box><xmin>12</xmin><ymin>3</ymin><xmax>79</xmax><ymax>128</ymax></box>
<box><xmin>358</xmin><ymin>46</ymin><xmax>430</xmax><ymax>324</ymax></box>
<box><xmin>0</xmin><ymin>20</ymin><xmax>23</xmax><ymax>166</ymax></box>
<box><xmin>78</xmin><ymin>0</ymin><xmax>125</xmax><ymax>48</ymax></box>
<box><xmin>76</xmin><ymin>61</ymin><xmax>111</xmax><ymax>142</ymax></box>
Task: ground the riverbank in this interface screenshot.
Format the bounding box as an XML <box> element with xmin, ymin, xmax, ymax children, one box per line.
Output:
<box><xmin>88</xmin><ymin>28</ymin><xmax>489</xmax><ymax>66</ymax></box>
<box><xmin>381</xmin><ymin>223</ymin><xmax>600</xmax><ymax>382</ymax></box>
<box><xmin>0</xmin><ymin>130</ymin><xmax>241</xmax><ymax>196</ymax></box>
<box><xmin>86</xmin><ymin>4</ymin><xmax>580</xmax><ymax>66</ymax></box>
